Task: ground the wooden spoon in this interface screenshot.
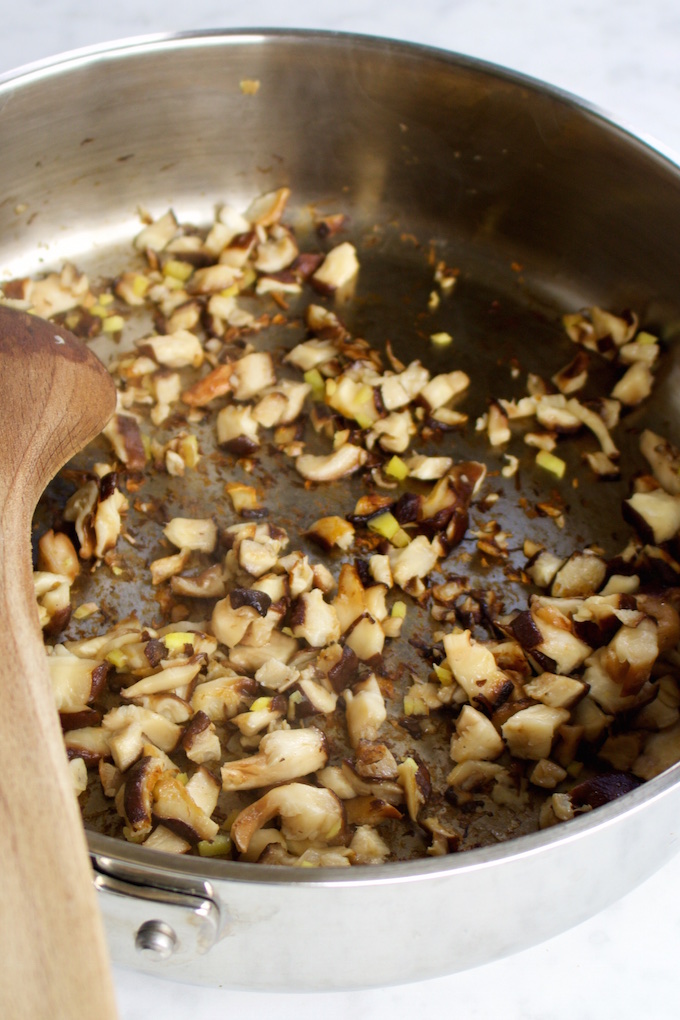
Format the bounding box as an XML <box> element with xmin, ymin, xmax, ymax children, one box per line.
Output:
<box><xmin>0</xmin><ymin>306</ymin><xmax>119</xmax><ymax>1019</ymax></box>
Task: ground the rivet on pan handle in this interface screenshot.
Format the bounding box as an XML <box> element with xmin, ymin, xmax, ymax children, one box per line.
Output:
<box><xmin>93</xmin><ymin>864</ymin><xmax>222</xmax><ymax>968</ymax></box>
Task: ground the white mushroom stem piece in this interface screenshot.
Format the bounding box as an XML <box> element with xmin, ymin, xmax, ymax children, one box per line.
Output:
<box><xmin>295</xmin><ymin>444</ymin><xmax>368</xmax><ymax>482</ymax></box>
<box><xmin>344</xmin><ymin>675</ymin><xmax>387</xmax><ymax>748</ymax></box>
<box><xmin>220</xmin><ymin>726</ymin><xmax>329</xmax><ymax>791</ymax></box>
<box><xmin>639</xmin><ymin>429</ymin><xmax>680</xmax><ymax>494</ymax></box>
<box><xmin>230</xmin><ymin>783</ymin><xmax>345</xmax><ymax>853</ymax></box>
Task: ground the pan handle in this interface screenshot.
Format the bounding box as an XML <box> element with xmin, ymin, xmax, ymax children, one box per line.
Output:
<box><xmin>92</xmin><ymin>860</ymin><xmax>222</xmax><ymax>969</ymax></box>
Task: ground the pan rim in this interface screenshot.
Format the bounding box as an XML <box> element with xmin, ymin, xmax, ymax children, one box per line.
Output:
<box><xmin>89</xmin><ymin>757</ymin><xmax>680</xmax><ymax>888</ymax></box>
<box><xmin>1</xmin><ymin>25</ymin><xmax>680</xmax><ymax>172</ymax></box>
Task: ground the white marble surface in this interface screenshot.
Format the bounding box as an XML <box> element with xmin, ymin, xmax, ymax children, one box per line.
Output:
<box><xmin>5</xmin><ymin>2</ymin><xmax>680</xmax><ymax>1018</ymax></box>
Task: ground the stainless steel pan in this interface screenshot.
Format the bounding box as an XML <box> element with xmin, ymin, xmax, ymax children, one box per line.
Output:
<box><xmin>3</xmin><ymin>29</ymin><xmax>680</xmax><ymax>990</ymax></box>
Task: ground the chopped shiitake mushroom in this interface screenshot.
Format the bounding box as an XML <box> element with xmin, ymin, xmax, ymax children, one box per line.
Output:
<box><xmin>220</xmin><ymin>727</ymin><xmax>329</xmax><ymax>791</ymax></box>
<box><xmin>344</xmin><ymin>675</ymin><xmax>387</xmax><ymax>748</ymax></box>
<box><xmin>17</xmin><ymin>188</ymin><xmax>680</xmax><ymax>868</ymax></box>
<box><xmin>501</xmin><ymin>705</ymin><xmax>571</xmax><ymax>761</ymax></box>
<box><xmin>450</xmin><ymin>705</ymin><xmax>504</xmax><ymax>763</ymax></box>
<box><xmin>296</xmin><ymin>444</ymin><xmax>368</xmax><ymax>481</ymax></box>
<box><xmin>230</xmin><ymin>783</ymin><xmax>346</xmax><ymax>854</ymax></box>
<box><xmin>444</xmin><ymin>630</ymin><xmax>513</xmax><ymax>711</ymax></box>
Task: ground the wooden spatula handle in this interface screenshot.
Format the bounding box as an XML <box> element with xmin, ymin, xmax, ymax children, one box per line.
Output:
<box><xmin>0</xmin><ymin>496</ymin><xmax>118</xmax><ymax>1019</ymax></box>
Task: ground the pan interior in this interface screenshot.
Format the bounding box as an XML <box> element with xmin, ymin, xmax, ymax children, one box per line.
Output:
<box><xmin>7</xmin><ymin>32</ymin><xmax>680</xmax><ymax>863</ymax></box>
